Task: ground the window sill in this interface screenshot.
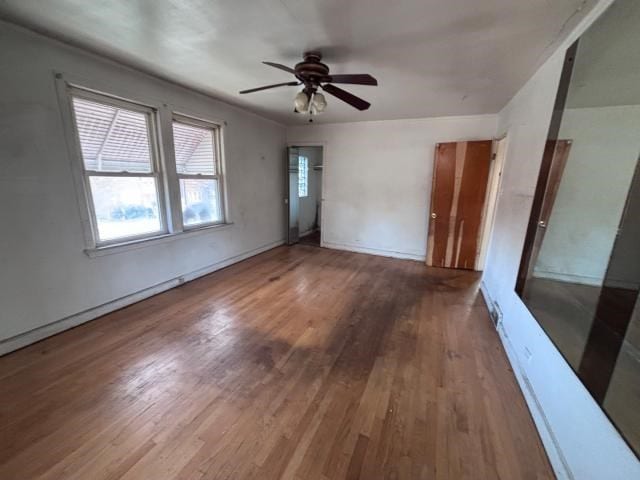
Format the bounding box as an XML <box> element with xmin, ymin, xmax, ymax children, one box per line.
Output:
<box><xmin>84</xmin><ymin>222</ymin><xmax>234</xmax><ymax>258</ymax></box>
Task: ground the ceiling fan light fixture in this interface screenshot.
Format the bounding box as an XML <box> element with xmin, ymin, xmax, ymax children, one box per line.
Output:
<box><xmin>312</xmin><ymin>92</ymin><xmax>327</xmax><ymax>113</ymax></box>
<box><xmin>294</xmin><ymin>91</ymin><xmax>310</xmax><ymax>113</ymax></box>
<box><xmin>240</xmin><ymin>53</ymin><xmax>376</xmax><ymax>114</ymax></box>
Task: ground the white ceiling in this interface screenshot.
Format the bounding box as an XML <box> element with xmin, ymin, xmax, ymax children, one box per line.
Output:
<box><xmin>0</xmin><ymin>0</ymin><xmax>598</xmax><ymax>125</ymax></box>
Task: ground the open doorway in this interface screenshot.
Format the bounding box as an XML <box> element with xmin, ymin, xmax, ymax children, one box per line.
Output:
<box><xmin>286</xmin><ymin>145</ymin><xmax>323</xmax><ymax>247</ymax></box>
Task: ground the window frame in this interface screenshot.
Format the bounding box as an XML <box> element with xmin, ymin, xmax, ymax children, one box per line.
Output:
<box><xmin>298</xmin><ymin>155</ymin><xmax>309</xmax><ymax>198</ymax></box>
<box><xmin>67</xmin><ymin>86</ymin><xmax>169</xmax><ymax>247</ymax></box>
<box><xmin>56</xmin><ymin>73</ymin><xmax>232</xmax><ymax>255</ymax></box>
<box><xmin>172</xmin><ymin>113</ymin><xmax>226</xmax><ymax>230</ymax></box>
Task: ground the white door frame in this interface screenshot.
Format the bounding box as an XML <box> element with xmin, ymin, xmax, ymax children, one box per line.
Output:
<box><xmin>476</xmin><ymin>133</ymin><xmax>509</xmax><ymax>270</ymax></box>
<box><xmin>287</xmin><ymin>141</ymin><xmax>327</xmax><ymax>247</ymax></box>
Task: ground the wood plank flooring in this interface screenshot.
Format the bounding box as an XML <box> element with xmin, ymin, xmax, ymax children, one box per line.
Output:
<box><xmin>0</xmin><ymin>246</ymin><xmax>553</xmax><ymax>479</ymax></box>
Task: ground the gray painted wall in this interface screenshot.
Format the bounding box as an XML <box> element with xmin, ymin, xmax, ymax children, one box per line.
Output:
<box><xmin>287</xmin><ymin>116</ymin><xmax>498</xmax><ymax>260</ymax></box>
<box><xmin>534</xmin><ymin>105</ymin><xmax>640</xmax><ymax>286</ymax></box>
<box><xmin>0</xmin><ymin>21</ymin><xmax>286</xmax><ymax>350</ymax></box>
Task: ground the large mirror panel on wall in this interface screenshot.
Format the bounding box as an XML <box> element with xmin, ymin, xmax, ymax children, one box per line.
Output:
<box><xmin>516</xmin><ymin>0</ymin><xmax>640</xmax><ymax>456</ymax></box>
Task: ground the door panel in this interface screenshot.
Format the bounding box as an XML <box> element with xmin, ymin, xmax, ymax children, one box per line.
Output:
<box><xmin>520</xmin><ymin>139</ymin><xmax>572</xmax><ymax>291</ymax></box>
<box><xmin>286</xmin><ymin>147</ymin><xmax>300</xmax><ymax>245</ymax></box>
<box><xmin>427</xmin><ymin>143</ymin><xmax>457</xmax><ymax>267</ymax></box>
<box><xmin>426</xmin><ymin>140</ymin><xmax>492</xmax><ymax>270</ymax></box>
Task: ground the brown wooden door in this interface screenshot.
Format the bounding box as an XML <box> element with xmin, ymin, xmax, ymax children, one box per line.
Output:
<box><xmin>426</xmin><ymin>140</ymin><xmax>493</xmax><ymax>270</ymax></box>
<box><xmin>519</xmin><ymin>139</ymin><xmax>572</xmax><ymax>287</ymax></box>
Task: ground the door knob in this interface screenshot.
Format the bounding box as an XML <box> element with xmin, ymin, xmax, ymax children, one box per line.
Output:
<box><xmin>538</xmin><ymin>220</ymin><xmax>547</xmax><ymax>228</ymax></box>
<box><xmin>431</xmin><ymin>213</ymin><xmax>437</xmax><ymax>219</ymax></box>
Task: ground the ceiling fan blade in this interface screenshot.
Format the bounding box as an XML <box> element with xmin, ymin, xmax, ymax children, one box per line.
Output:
<box><xmin>239</xmin><ymin>81</ymin><xmax>299</xmax><ymax>94</ymax></box>
<box><xmin>321</xmin><ymin>84</ymin><xmax>371</xmax><ymax>111</ymax></box>
<box><xmin>321</xmin><ymin>74</ymin><xmax>378</xmax><ymax>86</ymax></box>
<box><xmin>262</xmin><ymin>61</ymin><xmax>297</xmax><ymax>75</ymax></box>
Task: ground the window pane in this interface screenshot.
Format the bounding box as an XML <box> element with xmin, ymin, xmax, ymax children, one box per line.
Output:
<box><xmin>298</xmin><ymin>156</ymin><xmax>308</xmax><ymax>197</ymax></box>
<box><xmin>173</xmin><ymin>122</ymin><xmax>216</xmax><ymax>175</ymax></box>
<box><xmin>180</xmin><ymin>179</ymin><xmax>222</xmax><ymax>226</ymax></box>
<box><xmin>89</xmin><ymin>176</ymin><xmax>162</xmax><ymax>241</ymax></box>
<box><xmin>72</xmin><ymin>97</ymin><xmax>153</xmax><ymax>173</ymax></box>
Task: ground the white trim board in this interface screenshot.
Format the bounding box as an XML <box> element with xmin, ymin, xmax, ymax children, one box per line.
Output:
<box><xmin>323</xmin><ymin>240</ymin><xmax>425</xmax><ymax>262</ymax></box>
<box><xmin>286</xmin><ymin>141</ymin><xmax>327</xmax><ymax>249</ymax></box>
<box><xmin>532</xmin><ymin>270</ymin><xmax>640</xmax><ymax>290</ymax></box>
<box><xmin>532</xmin><ymin>270</ymin><xmax>603</xmax><ymax>287</ymax></box>
<box><xmin>0</xmin><ymin>240</ymin><xmax>284</xmax><ymax>356</ymax></box>
<box><xmin>479</xmin><ymin>282</ymin><xmax>573</xmax><ymax>480</ymax></box>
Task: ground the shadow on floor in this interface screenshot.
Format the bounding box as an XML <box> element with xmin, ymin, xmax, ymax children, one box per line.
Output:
<box><xmin>299</xmin><ymin>230</ymin><xmax>320</xmax><ymax>246</ymax></box>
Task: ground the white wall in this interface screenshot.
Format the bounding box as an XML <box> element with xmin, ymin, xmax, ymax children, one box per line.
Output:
<box><xmin>0</xmin><ymin>22</ymin><xmax>286</xmax><ymax>352</ymax></box>
<box><xmin>287</xmin><ymin>116</ymin><xmax>497</xmax><ymax>260</ymax></box>
<box><xmin>480</xmin><ymin>0</ymin><xmax>640</xmax><ymax>477</ymax></box>
<box><xmin>297</xmin><ymin>146</ymin><xmax>322</xmax><ymax>236</ymax></box>
<box><xmin>534</xmin><ymin>105</ymin><xmax>640</xmax><ymax>286</ymax></box>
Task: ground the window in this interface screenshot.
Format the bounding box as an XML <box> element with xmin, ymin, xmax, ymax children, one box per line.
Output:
<box><xmin>172</xmin><ymin>116</ymin><xmax>224</xmax><ymax>227</ymax></box>
<box><xmin>298</xmin><ymin>156</ymin><xmax>308</xmax><ymax>197</ymax></box>
<box><xmin>65</xmin><ymin>82</ymin><xmax>229</xmax><ymax>250</ymax></box>
<box><xmin>70</xmin><ymin>92</ymin><xmax>165</xmax><ymax>244</ymax></box>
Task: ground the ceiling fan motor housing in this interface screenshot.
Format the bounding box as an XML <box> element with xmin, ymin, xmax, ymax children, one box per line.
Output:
<box><xmin>295</xmin><ymin>52</ymin><xmax>329</xmax><ymax>85</ymax></box>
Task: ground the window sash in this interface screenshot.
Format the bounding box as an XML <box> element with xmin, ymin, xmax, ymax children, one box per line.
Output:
<box><xmin>83</xmin><ymin>172</ymin><xmax>167</xmax><ymax>245</ymax></box>
<box><xmin>83</xmin><ymin>171</ymin><xmax>157</xmax><ymax>178</ymax></box>
<box><xmin>172</xmin><ymin>115</ymin><xmax>225</xmax><ymax>228</ymax></box>
<box><xmin>63</xmin><ymin>81</ymin><xmax>229</xmax><ymax>249</ymax></box>
<box><xmin>177</xmin><ymin>173</ymin><xmax>219</xmax><ymax>180</ymax></box>
<box><xmin>178</xmin><ymin>178</ymin><xmax>224</xmax><ymax>229</ymax></box>
<box><xmin>69</xmin><ymin>87</ymin><xmax>168</xmax><ymax>246</ymax></box>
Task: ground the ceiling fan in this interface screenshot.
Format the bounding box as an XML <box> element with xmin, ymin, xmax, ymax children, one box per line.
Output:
<box><xmin>239</xmin><ymin>52</ymin><xmax>377</xmax><ymax>114</ymax></box>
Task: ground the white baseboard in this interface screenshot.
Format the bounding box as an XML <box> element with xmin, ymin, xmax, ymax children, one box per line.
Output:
<box><xmin>532</xmin><ymin>270</ymin><xmax>640</xmax><ymax>290</ymax></box>
<box><xmin>0</xmin><ymin>239</ymin><xmax>284</xmax><ymax>356</ymax></box>
<box><xmin>322</xmin><ymin>240</ymin><xmax>425</xmax><ymax>261</ymax></box>
<box><xmin>479</xmin><ymin>284</ymin><xmax>573</xmax><ymax>480</ymax></box>
<box><xmin>532</xmin><ymin>270</ymin><xmax>602</xmax><ymax>287</ymax></box>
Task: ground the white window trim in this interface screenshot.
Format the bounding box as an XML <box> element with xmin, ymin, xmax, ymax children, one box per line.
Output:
<box><xmin>84</xmin><ymin>222</ymin><xmax>234</xmax><ymax>257</ymax></box>
<box><xmin>68</xmin><ymin>87</ymin><xmax>169</xmax><ymax>247</ymax></box>
<box><xmin>54</xmin><ymin>73</ymin><xmax>232</xmax><ymax>255</ymax></box>
<box><xmin>172</xmin><ymin>113</ymin><xmax>227</xmax><ymax>230</ymax></box>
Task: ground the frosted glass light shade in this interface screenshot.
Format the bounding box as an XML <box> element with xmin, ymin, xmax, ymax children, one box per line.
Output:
<box><xmin>312</xmin><ymin>93</ymin><xmax>327</xmax><ymax>113</ymax></box>
<box><xmin>294</xmin><ymin>91</ymin><xmax>309</xmax><ymax>113</ymax></box>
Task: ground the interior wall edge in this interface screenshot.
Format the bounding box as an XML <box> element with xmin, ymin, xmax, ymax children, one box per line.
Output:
<box><xmin>0</xmin><ymin>240</ymin><xmax>284</xmax><ymax>357</ymax></box>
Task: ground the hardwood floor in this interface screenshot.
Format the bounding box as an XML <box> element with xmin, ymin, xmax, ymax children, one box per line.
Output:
<box><xmin>0</xmin><ymin>246</ymin><xmax>553</xmax><ymax>479</ymax></box>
